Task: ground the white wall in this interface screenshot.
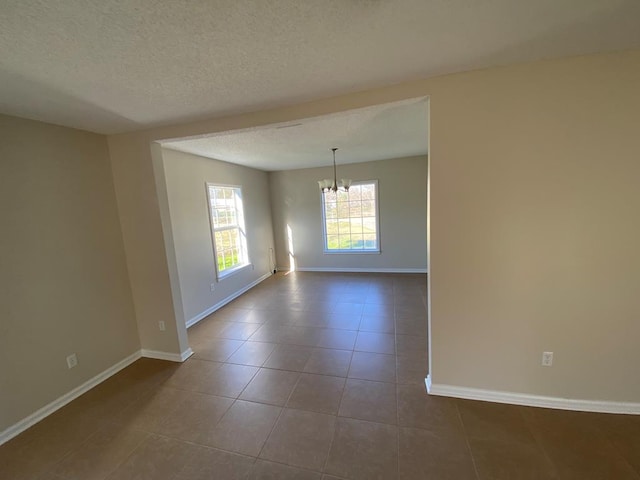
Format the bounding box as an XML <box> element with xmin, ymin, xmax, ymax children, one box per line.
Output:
<box><xmin>269</xmin><ymin>156</ymin><xmax>428</xmax><ymax>272</ymax></box>
<box><xmin>0</xmin><ymin>115</ymin><xmax>140</xmax><ymax>433</ymax></box>
<box><xmin>160</xmin><ymin>148</ymin><xmax>275</xmax><ymax>325</ymax></box>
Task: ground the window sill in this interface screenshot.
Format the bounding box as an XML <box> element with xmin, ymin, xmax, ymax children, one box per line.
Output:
<box><xmin>323</xmin><ymin>250</ymin><xmax>381</xmax><ymax>255</ymax></box>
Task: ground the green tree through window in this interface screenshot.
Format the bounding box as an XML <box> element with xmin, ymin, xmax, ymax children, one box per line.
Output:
<box><xmin>206</xmin><ymin>184</ymin><xmax>249</xmax><ymax>278</ymax></box>
<box><xmin>322</xmin><ymin>181</ymin><xmax>380</xmax><ymax>252</ymax></box>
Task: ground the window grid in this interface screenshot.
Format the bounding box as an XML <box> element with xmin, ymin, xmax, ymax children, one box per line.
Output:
<box><xmin>322</xmin><ymin>181</ymin><xmax>379</xmax><ymax>252</ymax></box>
<box><xmin>207</xmin><ymin>184</ymin><xmax>249</xmax><ymax>277</ymax></box>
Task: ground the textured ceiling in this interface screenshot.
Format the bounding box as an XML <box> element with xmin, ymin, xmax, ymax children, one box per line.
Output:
<box><xmin>161</xmin><ymin>98</ymin><xmax>428</xmax><ymax>171</ymax></box>
<box><xmin>1</xmin><ymin>1</ymin><xmax>640</xmax><ymax>134</ymax></box>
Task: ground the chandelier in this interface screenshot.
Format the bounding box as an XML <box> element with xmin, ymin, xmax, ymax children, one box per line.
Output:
<box><xmin>318</xmin><ymin>148</ymin><xmax>352</xmax><ymax>194</ymax></box>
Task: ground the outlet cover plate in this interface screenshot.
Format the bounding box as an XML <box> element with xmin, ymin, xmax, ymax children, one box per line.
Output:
<box><xmin>66</xmin><ymin>353</ymin><xmax>78</xmax><ymax>369</ymax></box>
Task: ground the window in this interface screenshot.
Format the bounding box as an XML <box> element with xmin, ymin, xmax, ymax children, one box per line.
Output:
<box><xmin>206</xmin><ymin>184</ymin><xmax>249</xmax><ymax>278</ymax></box>
<box><xmin>322</xmin><ymin>181</ymin><xmax>380</xmax><ymax>253</ymax></box>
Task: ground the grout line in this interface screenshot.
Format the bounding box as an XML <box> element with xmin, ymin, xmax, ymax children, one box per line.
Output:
<box><xmin>396</xmin><ymin>380</ymin><xmax>401</xmax><ymax>479</ymax></box>
<box><xmin>454</xmin><ymin>400</ymin><xmax>482</xmax><ymax>480</ymax></box>
<box><xmin>252</xmin><ymin>370</ymin><xmax>304</xmax><ymax>462</ymax></box>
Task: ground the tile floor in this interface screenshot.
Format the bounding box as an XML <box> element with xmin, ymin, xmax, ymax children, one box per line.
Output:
<box><xmin>1</xmin><ymin>272</ymin><xmax>639</xmax><ymax>479</ymax></box>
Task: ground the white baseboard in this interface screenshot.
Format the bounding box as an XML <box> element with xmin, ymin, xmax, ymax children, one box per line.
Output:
<box><xmin>0</xmin><ymin>350</ymin><xmax>142</xmax><ymax>446</ymax></box>
<box><xmin>186</xmin><ymin>272</ymin><xmax>272</xmax><ymax>328</ymax></box>
<box><xmin>0</xmin><ymin>346</ymin><xmax>197</xmax><ymax>446</ymax></box>
<box><xmin>141</xmin><ymin>348</ymin><xmax>194</xmax><ymax>362</ymax></box>
<box><xmin>278</xmin><ymin>267</ymin><xmax>428</xmax><ymax>274</ymax></box>
<box><xmin>425</xmin><ymin>375</ymin><xmax>640</xmax><ymax>415</ymax></box>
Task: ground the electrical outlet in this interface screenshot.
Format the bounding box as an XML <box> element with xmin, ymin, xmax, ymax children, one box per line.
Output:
<box><xmin>159</xmin><ymin>321</ymin><xmax>166</xmax><ymax>331</ymax></box>
<box><xmin>66</xmin><ymin>353</ymin><xmax>78</xmax><ymax>369</ymax></box>
<box><xmin>210</xmin><ymin>283</ymin><xmax>215</xmax><ymax>292</ymax></box>
<box><xmin>542</xmin><ymin>351</ymin><xmax>553</xmax><ymax>366</ymax></box>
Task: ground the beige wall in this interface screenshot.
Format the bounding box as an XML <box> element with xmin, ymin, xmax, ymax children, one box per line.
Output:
<box><xmin>428</xmin><ymin>52</ymin><xmax>640</xmax><ymax>401</ymax></box>
<box><xmin>0</xmin><ymin>115</ymin><xmax>140</xmax><ymax>432</ymax></box>
<box><xmin>107</xmin><ymin>49</ymin><xmax>640</xmax><ymax>403</ymax></box>
<box><xmin>160</xmin><ymin>148</ymin><xmax>275</xmax><ymax>324</ymax></box>
<box><xmin>107</xmin><ymin>134</ymin><xmax>185</xmax><ymax>355</ymax></box>
<box><xmin>269</xmin><ymin>156</ymin><xmax>428</xmax><ymax>271</ymax></box>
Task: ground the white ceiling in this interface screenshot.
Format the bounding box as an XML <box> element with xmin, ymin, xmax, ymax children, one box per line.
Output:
<box><xmin>1</xmin><ymin>1</ymin><xmax>639</xmax><ymax>134</ymax></box>
<box><xmin>161</xmin><ymin>98</ymin><xmax>428</xmax><ymax>171</ymax></box>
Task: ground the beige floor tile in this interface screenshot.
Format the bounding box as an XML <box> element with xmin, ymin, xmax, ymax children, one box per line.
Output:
<box><xmin>524</xmin><ymin>408</ymin><xmax>639</xmax><ymax>479</ymax></box>
<box><xmin>281</xmin><ymin>326</ymin><xmax>323</xmax><ymax>347</ymax></box>
<box><xmin>206</xmin><ymin>400</ymin><xmax>282</xmax><ymax>456</ymax></box>
<box><xmin>163</xmin><ymin>358</ymin><xmax>222</xmax><ymax>392</ymax></box>
<box><xmin>396</xmin><ymin>353</ymin><xmax>428</xmax><ymax>386</ymax></box>
<box><xmin>325</xmin><ymin>417</ymin><xmax>398</xmax><ymax>480</ymax></box>
<box><xmin>196</xmin><ymin>363</ymin><xmax>259</xmax><ymax>397</ymax></box>
<box><xmin>468</xmin><ymin>437</ymin><xmax>558</xmax><ymax>480</ymax></box>
<box><xmin>336</xmin><ymin>294</ymin><xmax>366</xmax><ymax>304</ymax></box>
<box><xmin>395</xmin><ymin>334</ymin><xmax>427</xmax><ymax>356</ymax></box>
<box><xmin>248</xmin><ymin>459</ymin><xmax>322</xmax><ymax>479</ymax></box>
<box><xmin>323</xmin><ymin>315</ymin><xmax>361</xmax><ymax>331</ymax></box>
<box><xmin>395</xmin><ymin>315</ymin><xmax>427</xmax><ymax>336</ymax></box>
<box><xmin>174</xmin><ymin>445</ymin><xmax>255</xmax><ymax>480</ymax></box>
<box><xmin>332</xmin><ymin>302</ymin><xmax>364</xmax><ymax>316</ymax></box>
<box><xmin>293</xmin><ymin>311</ymin><xmax>332</xmax><ymax>328</ymax></box>
<box><xmin>192</xmin><ymin>337</ymin><xmax>244</xmax><ymax>362</ymax></box>
<box><xmin>211</xmin><ymin>306</ymin><xmax>254</xmax><ymax>323</ymax></box>
<box><xmin>249</xmin><ymin>324</ymin><xmax>287</xmax><ymax>343</ymax></box>
<box><xmin>227</xmin><ymin>341</ymin><xmax>278</xmax><ymax>366</ymax></box>
<box><xmin>397</xmin><ymin>384</ymin><xmax>464</xmax><ymax>436</ymax></box>
<box><xmin>304</xmin><ymin>301</ymin><xmax>336</xmax><ymax>314</ymax></box>
<box><xmin>0</xmin><ymin>414</ymin><xmax>101</xmax><ymax>480</ymax></box>
<box><xmin>338</xmin><ymin>379</ymin><xmax>397</xmax><ymax>425</ymax></box>
<box><xmin>354</xmin><ymin>331</ymin><xmax>396</xmax><ymax>354</ymax></box>
<box><xmin>457</xmin><ymin>399</ymin><xmax>536</xmax><ymax>445</ymax></box>
<box><xmin>358</xmin><ymin>314</ymin><xmax>395</xmax><ymax>334</ymax></box>
<box><xmin>399</xmin><ymin>426</ymin><xmax>477</xmax><ymax>480</ymax></box>
<box><xmin>53</xmin><ymin>423</ymin><xmax>149</xmax><ymax>480</ymax></box>
<box><xmin>35</xmin><ymin>473</ymin><xmax>64</xmax><ymax>480</ymax></box>
<box><xmin>238</xmin><ymin>309</ymin><xmax>276</xmax><ymax>324</ymax></box>
<box><xmin>154</xmin><ymin>392</ymin><xmax>233</xmax><ymax>443</ymax></box>
<box><xmin>189</xmin><ymin>319</ymin><xmax>234</xmax><ymax>339</ymax></box>
<box><xmin>115</xmin><ymin>358</ymin><xmax>180</xmax><ymax>389</ymax></box>
<box><xmin>315</xmin><ymin>329</ymin><xmax>357</xmax><ymax>350</ymax></box>
<box><xmin>395</xmin><ymin>304</ymin><xmax>426</xmax><ymax>318</ymax></box>
<box><xmin>362</xmin><ymin>303</ymin><xmax>395</xmax><ymax>317</ymax></box>
<box><xmin>114</xmin><ymin>386</ymin><xmax>191</xmax><ymax>432</ymax></box>
<box><xmin>304</xmin><ymin>348</ymin><xmax>353</xmax><ymax>377</ymax></box>
<box><xmin>259</xmin><ymin>409</ymin><xmax>336</xmax><ymax>471</ymax></box>
<box><xmin>104</xmin><ymin>434</ymin><xmax>196</xmax><ymax>480</ymax></box>
<box><xmin>596</xmin><ymin>414</ymin><xmax>640</xmax><ymax>474</ymax></box>
<box><xmin>261</xmin><ymin>311</ymin><xmax>302</xmax><ymax>326</ymax></box>
<box><xmin>348</xmin><ymin>351</ymin><xmax>396</xmax><ymax>382</ymax></box>
<box><xmin>263</xmin><ymin>344</ymin><xmax>314</xmax><ymax>371</ymax></box>
<box><xmin>287</xmin><ymin>373</ymin><xmax>346</xmax><ymax>415</ymax></box>
<box><xmin>217</xmin><ymin>322</ymin><xmax>262</xmax><ymax>340</ymax></box>
<box><xmin>240</xmin><ymin>368</ymin><xmax>300</xmax><ymax>406</ymax></box>
<box><xmin>53</xmin><ymin>376</ymin><xmax>145</xmax><ymax>425</ymax></box>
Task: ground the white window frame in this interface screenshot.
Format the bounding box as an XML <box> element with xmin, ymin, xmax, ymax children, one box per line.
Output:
<box><xmin>321</xmin><ymin>180</ymin><xmax>381</xmax><ymax>254</ymax></box>
<box><xmin>205</xmin><ymin>183</ymin><xmax>250</xmax><ymax>280</ymax></box>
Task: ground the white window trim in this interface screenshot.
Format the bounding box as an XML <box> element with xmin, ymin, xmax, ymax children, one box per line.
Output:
<box><xmin>321</xmin><ymin>179</ymin><xmax>381</xmax><ymax>254</ymax></box>
<box><xmin>205</xmin><ymin>182</ymin><xmax>250</xmax><ymax>280</ymax></box>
